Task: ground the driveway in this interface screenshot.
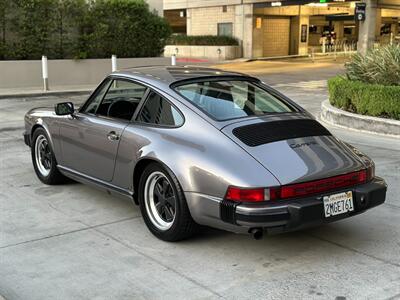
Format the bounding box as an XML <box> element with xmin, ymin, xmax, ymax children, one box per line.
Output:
<box><xmin>1</xmin><ymin>61</ymin><xmax>399</xmax><ymax>300</ymax></box>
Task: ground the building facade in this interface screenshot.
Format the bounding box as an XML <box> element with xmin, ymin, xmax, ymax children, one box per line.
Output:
<box><xmin>164</xmin><ymin>0</ymin><xmax>400</xmax><ymax>58</ymax></box>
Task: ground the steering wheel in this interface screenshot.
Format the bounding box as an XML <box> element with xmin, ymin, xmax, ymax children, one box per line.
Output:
<box><xmin>107</xmin><ymin>100</ymin><xmax>136</xmax><ymax>120</ymax></box>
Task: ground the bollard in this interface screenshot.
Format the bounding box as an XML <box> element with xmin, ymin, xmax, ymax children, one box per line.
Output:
<box><xmin>311</xmin><ymin>48</ymin><xmax>315</xmax><ymax>63</ymax></box>
<box><xmin>171</xmin><ymin>54</ymin><xmax>176</xmax><ymax>66</ymax></box>
<box><xmin>111</xmin><ymin>55</ymin><xmax>117</xmax><ymax>72</ymax></box>
<box><xmin>42</xmin><ymin>56</ymin><xmax>49</xmax><ymax>91</ymax></box>
<box><xmin>334</xmin><ymin>44</ymin><xmax>337</xmax><ymax>61</ymax></box>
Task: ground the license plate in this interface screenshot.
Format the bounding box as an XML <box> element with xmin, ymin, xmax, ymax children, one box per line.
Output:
<box><xmin>323</xmin><ymin>191</ymin><xmax>354</xmax><ymax>218</ymax></box>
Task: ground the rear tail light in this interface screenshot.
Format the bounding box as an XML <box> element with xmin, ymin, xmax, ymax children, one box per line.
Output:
<box><xmin>225</xmin><ymin>169</ymin><xmax>372</xmax><ymax>203</ymax></box>
<box><xmin>225</xmin><ymin>186</ymin><xmax>280</xmax><ymax>202</ymax></box>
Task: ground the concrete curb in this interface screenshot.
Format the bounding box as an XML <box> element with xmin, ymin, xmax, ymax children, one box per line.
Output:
<box><xmin>0</xmin><ymin>89</ymin><xmax>92</xmax><ymax>99</ymax></box>
<box><xmin>320</xmin><ymin>100</ymin><xmax>400</xmax><ymax>137</ymax></box>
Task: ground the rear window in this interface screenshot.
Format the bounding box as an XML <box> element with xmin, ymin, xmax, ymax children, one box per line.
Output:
<box><xmin>174</xmin><ymin>80</ymin><xmax>295</xmax><ymax>121</ymax></box>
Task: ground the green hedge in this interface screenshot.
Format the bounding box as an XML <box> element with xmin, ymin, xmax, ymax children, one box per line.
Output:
<box><xmin>328</xmin><ymin>76</ymin><xmax>400</xmax><ymax>120</ymax></box>
<box><xmin>0</xmin><ymin>0</ymin><xmax>171</xmax><ymax>60</ymax></box>
<box><xmin>167</xmin><ymin>35</ymin><xmax>239</xmax><ymax>46</ymax></box>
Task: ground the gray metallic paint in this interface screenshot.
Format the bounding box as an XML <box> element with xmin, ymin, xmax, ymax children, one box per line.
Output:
<box><xmin>24</xmin><ymin>66</ymin><xmax>373</xmax><ymax>233</ymax></box>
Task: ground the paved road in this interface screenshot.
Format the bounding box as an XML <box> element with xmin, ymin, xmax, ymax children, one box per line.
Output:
<box><xmin>1</xmin><ymin>62</ymin><xmax>399</xmax><ymax>300</ymax></box>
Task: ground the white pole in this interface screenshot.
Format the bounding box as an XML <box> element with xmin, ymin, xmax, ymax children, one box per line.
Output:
<box><xmin>171</xmin><ymin>54</ymin><xmax>176</xmax><ymax>66</ymax></box>
<box><xmin>41</xmin><ymin>55</ymin><xmax>49</xmax><ymax>91</ymax></box>
<box><xmin>111</xmin><ymin>55</ymin><xmax>117</xmax><ymax>72</ymax></box>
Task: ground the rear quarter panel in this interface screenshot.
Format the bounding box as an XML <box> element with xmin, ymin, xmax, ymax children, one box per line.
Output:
<box><xmin>113</xmin><ymin>102</ymin><xmax>280</xmax><ymax>198</ymax></box>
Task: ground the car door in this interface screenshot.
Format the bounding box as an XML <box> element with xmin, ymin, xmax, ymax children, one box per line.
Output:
<box><xmin>59</xmin><ymin>77</ymin><xmax>148</xmax><ymax>182</ymax></box>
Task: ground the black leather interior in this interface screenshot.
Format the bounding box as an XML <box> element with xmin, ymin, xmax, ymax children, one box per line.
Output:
<box><xmin>107</xmin><ymin>100</ymin><xmax>137</xmax><ymax>120</ymax></box>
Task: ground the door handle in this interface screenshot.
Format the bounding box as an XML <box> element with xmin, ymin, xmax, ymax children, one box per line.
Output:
<box><xmin>107</xmin><ymin>131</ymin><xmax>120</xmax><ymax>141</ymax></box>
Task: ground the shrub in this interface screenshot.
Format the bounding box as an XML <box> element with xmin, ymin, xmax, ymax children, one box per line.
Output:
<box><xmin>167</xmin><ymin>35</ymin><xmax>239</xmax><ymax>46</ymax></box>
<box><xmin>328</xmin><ymin>76</ymin><xmax>400</xmax><ymax>120</ymax></box>
<box><xmin>345</xmin><ymin>44</ymin><xmax>400</xmax><ymax>86</ymax></box>
<box><xmin>86</xmin><ymin>0</ymin><xmax>171</xmax><ymax>58</ymax></box>
<box><xmin>0</xmin><ymin>0</ymin><xmax>171</xmax><ymax>60</ymax></box>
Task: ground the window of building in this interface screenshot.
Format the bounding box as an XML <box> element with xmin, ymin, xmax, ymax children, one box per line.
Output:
<box><xmin>217</xmin><ymin>23</ymin><xmax>233</xmax><ymax>37</ymax></box>
<box><xmin>137</xmin><ymin>91</ymin><xmax>183</xmax><ymax>126</ymax></box>
<box><xmin>222</xmin><ymin>5</ymin><xmax>227</xmax><ymax>13</ymax></box>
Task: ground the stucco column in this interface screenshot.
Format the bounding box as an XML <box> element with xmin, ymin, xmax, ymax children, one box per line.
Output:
<box><xmin>391</xmin><ymin>21</ymin><xmax>399</xmax><ymax>36</ymax></box>
<box><xmin>375</xmin><ymin>8</ymin><xmax>382</xmax><ymax>40</ymax></box>
<box><xmin>357</xmin><ymin>0</ymin><xmax>378</xmax><ymax>55</ymax></box>
<box><xmin>235</xmin><ymin>4</ymin><xmax>254</xmax><ymax>58</ymax></box>
<box><xmin>289</xmin><ymin>15</ymin><xmax>310</xmax><ymax>56</ymax></box>
<box><xmin>333</xmin><ymin>21</ymin><xmax>344</xmax><ymax>40</ymax></box>
<box><xmin>186</xmin><ymin>9</ymin><xmax>192</xmax><ymax>35</ymax></box>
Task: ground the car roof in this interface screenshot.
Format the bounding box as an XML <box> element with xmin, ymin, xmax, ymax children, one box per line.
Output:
<box><xmin>113</xmin><ymin>65</ymin><xmax>256</xmax><ymax>86</ymax></box>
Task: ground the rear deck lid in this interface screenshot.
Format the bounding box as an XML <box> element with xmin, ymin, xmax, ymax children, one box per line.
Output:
<box><xmin>222</xmin><ymin>116</ymin><xmax>365</xmax><ymax>185</ymax></box>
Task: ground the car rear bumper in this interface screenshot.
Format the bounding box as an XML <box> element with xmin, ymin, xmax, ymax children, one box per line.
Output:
<box><xmin>185</xmin><ymin>177</ymin><xmax>386</xmax><ymax>235</ymax></box>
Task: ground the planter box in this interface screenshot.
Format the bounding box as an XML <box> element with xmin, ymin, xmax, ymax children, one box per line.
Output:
<box><xmin>164</xmin><ymin>45</ymin><xmax>242</xmax><ymax>60</ymax></box>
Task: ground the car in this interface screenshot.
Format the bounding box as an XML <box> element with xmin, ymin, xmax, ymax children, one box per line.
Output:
<box><xmin>23</xmin><ymin>66</ymin><xmax>387</xmax><ymax>241</ymax></box>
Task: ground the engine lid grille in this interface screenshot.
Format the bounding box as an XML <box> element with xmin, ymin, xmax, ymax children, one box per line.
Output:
<box><xmin>232</xmin><ymin>119</ymin><xmax>331</xmax><ymax>147</ymax></box>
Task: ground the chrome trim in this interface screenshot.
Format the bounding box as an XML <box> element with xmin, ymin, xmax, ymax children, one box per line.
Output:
<box><xmin>235</xmin><ymin>204</ymin><xmax>289</xmax><ymax>216</ymax></box>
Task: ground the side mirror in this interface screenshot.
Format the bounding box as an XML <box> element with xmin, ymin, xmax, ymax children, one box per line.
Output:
<box><xmin>55</xmin><ymin>102</ymin><xmax>74</xmax><ymax>116</ymax></box>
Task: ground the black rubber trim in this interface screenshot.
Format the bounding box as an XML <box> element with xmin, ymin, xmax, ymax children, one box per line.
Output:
<box><xmin>220</xmin><ymin>199</ymin><xmax>239</xmax><ymax>224</ymax></box>
<box><xmin>236</xmin><ymin>211</ymin><xmax>290</xmax><ymax>223</ymax></box>
<box><xmin>232</xmin><ymin>119</ymin><xmax>331</xmax><ymax>147</ymax></box>
<box><xmin>23</xmin><ymin>132</ymin><xmax>31</xmax><ymax>147</ymax></box>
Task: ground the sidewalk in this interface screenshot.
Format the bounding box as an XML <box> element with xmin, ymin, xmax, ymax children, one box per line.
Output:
<box><xmin>0</xmin><ymin>85</ymin><xmax>95</xmax><ymax>99</ymax></box>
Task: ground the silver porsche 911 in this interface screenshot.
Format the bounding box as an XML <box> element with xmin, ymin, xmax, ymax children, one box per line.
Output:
<box><xmin>24</xmin><ymin>66</ymin><xmax>387</xmax><ymax>241</ymax></box>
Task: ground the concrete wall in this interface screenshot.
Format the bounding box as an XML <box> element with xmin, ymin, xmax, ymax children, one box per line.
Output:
<box><xmin>187</xmin><ymin>5</ymin><xmax>235</xmax><ymax>36</ymax></box>
<box><xmin>186</xmin><ymin>4</ymin><xmax>254</xmax><ymax>58</ymax></box>
<box><xmin>0</xmin><ymin>57</ymin><xmax>170</xmax><ymax>90</ymax></box>
<box><xmin>164</xmin><ymin>45</ymin><xmax>241</xmax><ymax>59</ymax></box>
<box><xmin>164</xmin><ymin>0</ymin><xmax>242</xmax><ymax>10</ymax></box>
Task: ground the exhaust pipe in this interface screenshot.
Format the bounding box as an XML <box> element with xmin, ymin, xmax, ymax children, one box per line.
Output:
<box><xmin>249</xmin><ymin>228</ymin><xmax>263</xmax><ymax>240</ymax></box>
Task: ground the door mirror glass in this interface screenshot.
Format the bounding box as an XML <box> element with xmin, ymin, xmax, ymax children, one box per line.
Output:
<box><xmin>55</xmin><ymin>102</ymin><xmax>74</xmax><ymax>116</ymax></box>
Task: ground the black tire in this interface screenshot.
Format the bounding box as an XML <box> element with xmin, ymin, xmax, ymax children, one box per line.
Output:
<box><xmin>138</xmin><ymin>163</ymin><xmax>198</xmax><ymax>241</ymax></box>
<box><xmin>31</xmin><ymin>127</ymin><xmax>68</xmax><ymax>185</ymax></box>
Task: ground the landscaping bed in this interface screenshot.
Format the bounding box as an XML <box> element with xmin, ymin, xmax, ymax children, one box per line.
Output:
<box><xmin>328</xmin><ymin>76</ymin><xmax>400</xmax><ymax>120</ymax></box>
<box><xmin>328</xmin><ymin>45</ymin><xmax>400</xmax><ymax>121</ymax></box>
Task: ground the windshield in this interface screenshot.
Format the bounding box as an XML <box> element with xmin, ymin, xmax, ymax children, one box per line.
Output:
<box><xmin>174</xmin><ymin>80</ymin><xmax>296</xmax><ymax>121</ymax></box>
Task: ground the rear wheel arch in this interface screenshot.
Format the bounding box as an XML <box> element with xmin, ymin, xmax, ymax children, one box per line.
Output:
<box><xmin>133</xmin><ymin>158</ymin><xmax>171</xmax><ymax>204</ymax></box>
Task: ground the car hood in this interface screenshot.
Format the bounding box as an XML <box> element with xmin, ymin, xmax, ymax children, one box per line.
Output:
<box><xmin>221</xmin><ymin>115</ymin><xmax>366</xmax><ymax>185</ymax></box>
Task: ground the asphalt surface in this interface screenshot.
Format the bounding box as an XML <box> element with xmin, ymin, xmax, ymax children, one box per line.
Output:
<box><xmin>1</xmin><ymin>61</ymin><xmax>399</xmax><ymax>300</ymax></box>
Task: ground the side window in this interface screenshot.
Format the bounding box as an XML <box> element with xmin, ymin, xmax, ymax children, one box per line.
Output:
<box><xmin>137</xmin><ymin>91</ymin><xmax>183</xmax><ymax>127</ymax></box>
<box><xmin>81</xmin><ymin>78</ymin><xmax>111</xmax><ymax>114</ymax></box>
<box><xmin>96</xmin><ymin>79</ymin><xmax>147</xmax><ymax>120</ymax></box>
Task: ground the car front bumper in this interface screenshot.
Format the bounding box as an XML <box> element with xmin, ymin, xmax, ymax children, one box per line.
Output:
<box><xmin>23</xmin><ymin>131</ymin><xmax>31</xmax><ymax>147</ymax></box>
<box><xmin>185</xmin><ymin>177</ymin><xmax>387</xmax><ymax>235</ymax></box>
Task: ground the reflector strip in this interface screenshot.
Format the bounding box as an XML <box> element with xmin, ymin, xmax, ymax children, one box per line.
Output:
<box><xmin>280</xmin><ymin>170</ymin><xmax>367</xmax><ymax>199</ymax></box>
